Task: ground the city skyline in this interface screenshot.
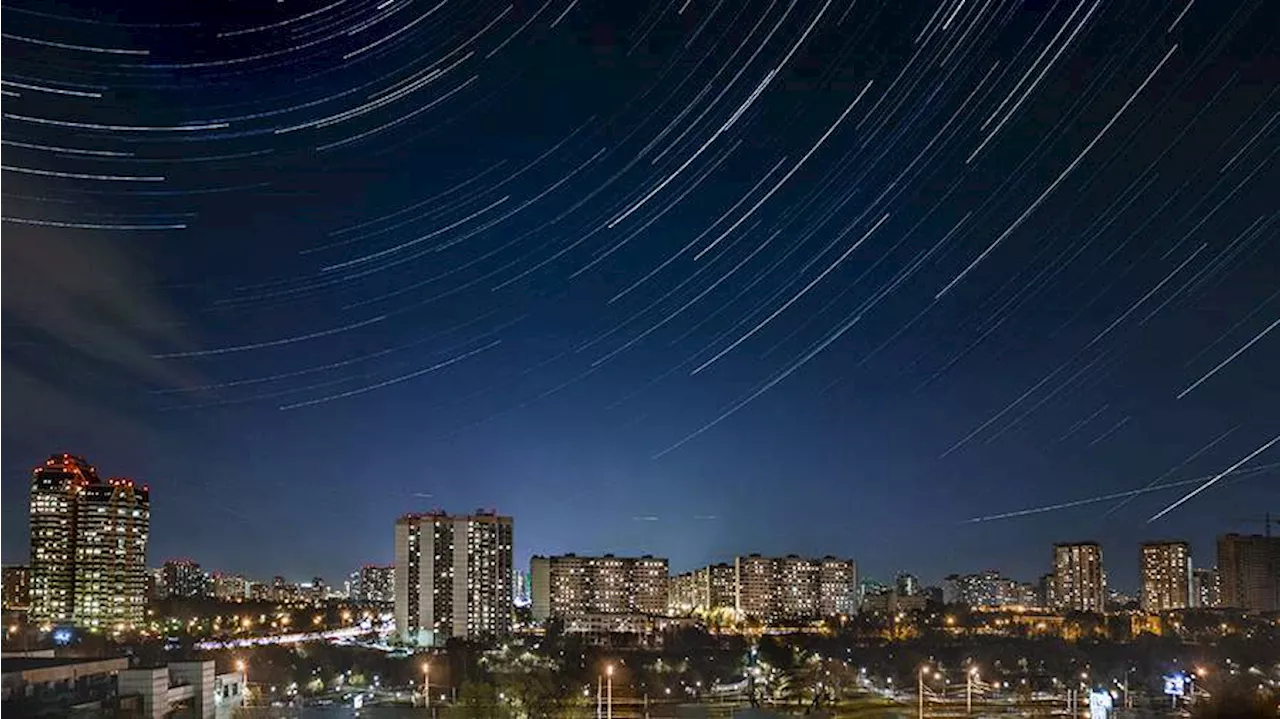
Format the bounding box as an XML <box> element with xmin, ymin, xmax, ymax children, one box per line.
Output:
<box><xmin>12</xmin><ymin>450</ymin><xmax>1274</xmax><ymax>594</ymax></box>
<box><xmin>4</xmin><ymin>0</ymin><xmax>1279</xmax><ymax>593</ymax></box>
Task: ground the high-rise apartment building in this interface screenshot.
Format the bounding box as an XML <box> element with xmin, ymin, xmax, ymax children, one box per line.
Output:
<box><xmin>3</xmin><ymin>566</ymin><xmax>31</xmax><ymax>611</ymax></box>
<box><xmin>1191</xmin><ymin>567</ymin><xmax>1220</xmax><ymax>608</ymax></box>
<box><xmin>356</xmin><ymin>564</ymin><xmax>395</xmax><ymax>603</ymax></box>
<box><xmin>163</xmin><ymin>559</ymin><xmax>208</xmax><ymax>599</ymax></box>
<box><xmin>394</xmin><ymin>511</ymin><xmax>513</xmax><ymax>646</ymax></box>
<box><xmin>1217</xmin><ymin>533</ymin><xmax>1280</xmax><ymax>612</ymax></box>
<box><xmin>669</xmin><ymin>563</ymin><xmax>735</xmax><ymax>615</ymax></box>
<box><xmin>1052</xmin><ymin>542</ymin><xmax>1106</xmax><ymax>613</ymax></box>
<box><xmin>211</xmin><ymin>573</ymin><xmax>250</xmax><ymax>602</ymax></box>
<box><xmin>733</xmin><ymin>554</ymin><xmax>857</xmax><ymax>622</ymax></box>
<box><xmin>73</xmin><ymin>479</ymin><xmax>150</xmax><ymax>630</ymax></box>
<box><xmin>819</xmin><ymin>558</ymin><xmax>859</xmax><ymax>615</ymax></box>
<box><xmin>29</xmin><ymin>454</ymin><xmax>151</xmax><ymax>629</ymax></box>
<box><xmin>529</xmin><ymin>554</ymin><xmax>668</xmax><ymax>620</ymax></box>
<box><xmin>1139</xmin><ymin>541</ymin><xmax>1191</xmax><ymax>612</ymax></box>
<box><xmin>30</xmin><ymin>454</ymin><xmax>95</xmax><ymax>624</ymax></box>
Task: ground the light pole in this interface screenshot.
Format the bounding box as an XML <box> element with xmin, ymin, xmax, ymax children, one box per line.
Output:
<box><xmin>235</xmin><ymin>660</ymin><xmax>248</xmax><ymax>706</ymax></box>
<box><xmin>918</xmin><ymin>665</ymin><xmax>927</xmax><ymax>719</ymax></box>
<box><xmin>967</xmin><ymin>668</ymin><xmax>978</xmax><ymax>715</ymax></box>
<box><xmin>606</xmin><ymin>664</ymin><xmax>614</xmax><ymax>719</ymax></box>
<box><xmin>422</xmin><ymin>662</ymin><xmax>431</xmax><ymax>709</ymax></box>
<box><xmin>596</xmin><ymin>675</ymin><xmax>603</xmax><ymax>719</ymax></box>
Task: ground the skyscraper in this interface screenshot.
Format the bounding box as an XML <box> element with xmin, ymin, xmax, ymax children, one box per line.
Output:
<box><xmin>1139</xmin><ymin>541</ymin><xmax>1191</xmax><ymax>613</ymax></box>
<box><xmin>894</xmin><ymin>572</ymin><xmax>919</xmax><ymax>597</ymax></box>
<box><xmin>73</xmin><ymin>478</ymin><xmax>150</xmax><ymax>630</ymax></box>
<box><xmin>394</xmin><ymin>510</ymin><xmax>513</xmax><ymax>646</ymax></box>
<box><xmin>529</xmin><ymin>554</ymin><xmax>669</xmax><ymax>620</ymax></box>
<box><xmin>1217</xmin><ymin>533</ymin><xmax>1280</xmax><ymax>612</ymax></box>
<box><xmin>28</xmin><ymin>454</ymin><xmax>150</xmax><ymax>629</ymax></box>
<box><xmin>1052</xmin><ymin>542</ymin><xmax>1105</xmax><ymax>613</ymax></box>
<box><xmin>29</xmin><ymin>454</ymin><xmax>96</xmax><ymax>624</ymax></box>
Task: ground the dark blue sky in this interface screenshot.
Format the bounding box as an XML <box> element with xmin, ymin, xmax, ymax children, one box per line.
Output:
<box><xmin>3</xmin><ymin>0</ymin><xmax>1278</xmax><ymax>592</ymax></box>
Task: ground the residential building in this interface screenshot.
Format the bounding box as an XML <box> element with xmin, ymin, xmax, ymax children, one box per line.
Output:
<box><xmin>356</xmin><ymin>565</ymin><xmax>395</xmax><ymax>603</ymax></box>
<box><xmin>211</xmin><ymin>573</ymin><xmax>249</xmax><ymax>602</ymax></box>
<box><xmin>530</xmin><ymin>554</ymin><xmax>668</xmax><ymax>621</ymax></box>
<box><xmin>3</xmin><ymin>566</ymin><xmax>31</xmax><ymax>611</ymax></box>
<box><xmin>162</xmin><ymin>559</ymin><xmax>208</xmax><ymax>599</ymax></box>
<box><xmin>668</xmin><ymin>563</ymin><xmax>735</xmax><ymax>615</ymax></box>
<box><xmin>1217</xmin><ymin>533</ymin><xmax>1280</xmax><ymax>612</ymax></box>
<box><xmin>73</xmin><ymin>478</ymin><xmax>150</xmax><ymax>629</ymax></box>
<box><xmin>733</xmin><ymin>554</ymin><xmax>857</xmax><ymax>622</ymax></box>
<box><xmin>394</xmin><ymin>510</ymin><xmax>513</xmax><ymax>646</ymax></box>
<box><xmin>1191</xmin><ymin>567</ymin><xmax>1220</xmax><ymax>608</ymax></box>
<box><xmin>29</xmin><ymin>454</ymin><xmax>96</xmax><ymax>624</ymax></box>
<box><xmin>818</xmin><ymin>558</ymin><xmax>859</xmax><ymax>615</ymax></box>
<box><xmin>28</xmin><ymin>454</ymin><xmax>151</xmax><ymax>629</ymax></box>
<box><xmin>1139</xmin><ymin>541</ymin><xmax>1192</xmax><ymax>612</ymax></box>
<box><xmin>944</xmin><ymin>571</ymin><xmax>1031</xmax><ymax>608</ymax></box>
<box><xmin>1052</xmin><ymin>542</ymin><xmax>1106</xmax><ymax>613</ymax></box>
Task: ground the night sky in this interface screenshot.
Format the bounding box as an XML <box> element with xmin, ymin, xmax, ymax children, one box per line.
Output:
<box><xmin>3</xmin><ymin>0</ymin><xmax>1278</xmax><ymax>592</ymax></box>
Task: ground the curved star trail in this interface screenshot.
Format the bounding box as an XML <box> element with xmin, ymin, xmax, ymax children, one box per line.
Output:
<box><xmin>3</xmin><ymin>0</ymin><xmax>1277</xmax><ymax>581</ymax></box>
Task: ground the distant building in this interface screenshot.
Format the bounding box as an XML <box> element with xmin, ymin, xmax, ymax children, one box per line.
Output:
<box><xmin>394</xmin><ymin>510</ymin><xmax>513</xmax><ymax>646</ymax></box>
<box><xmin>1217</xmin><ymin>533</ymin><xmax>1280</xmax><ymax>612</ymax></box>
<box><xmin>530</xmin><ymin>554</ymin><xmax>668</xmax><ymax>621</ymax></box>
<box><xmin>1191</xmin><ymin>567</ymin><xmax>1220</xmax><ymax>608</ymax></box>
<box><xmin>356</xmin><ymin>565</ymin><xmax>395</xmax><ymax>603</ymax></box>
<box><xmin>944</xmin><ymin>571</ymin><xmax>1033</xmax><ymax>608</ymax></box>
<box><xmin>211</xmin><ymin>573</ymin><xmax>250</xmax><ymax>602</ymax></box>
<box><xmin>733</xmin><ymin>554</ymin><xmax>857</xmax><ymax>623</ymax></box>
<box><xmin>1037</xmin><ymin>573</ymin><xmax>1055</xmax><ymax>608</ymax></box>
<box><xmin>668</xmin><ymin>563</ymin><xmax>735</xmax><ymax>615</ymax></box>
<box><xmin>1052</xmin><ymin>542</ymin><xmax>1106</xmax><ymax>613</ymax></box>
<box><xmin>921</xmin><ymin>585</ymin><xmax>944</xmax><ymax>605</ymax></box>
<box><xmin>894</xmin><ymin>573</ymin><xmax>919</xmax><ymax>597</ymax></box>
<box><xmin>163</xmin><ymin>559</ymin><xmax>208</xmax><ymax>599</ymax></box>
<box><xmin>28</xmin><ymin>454</ymin><xmax>151</xmax><ymax>629</ymax></box>
<box><xmin>1139</xmin><ymin>541</ymin><xmax>1191</xmax><ymax>612</ymax></box>
<box><xmin>513</xmin><ymin>570</ymin><xmax>531</xmax><ymax>608</ymax></box>
<box><xmin>2</xmin><ymin>566</ymin><xmax>31</xmax><ymax>611</ymax></box>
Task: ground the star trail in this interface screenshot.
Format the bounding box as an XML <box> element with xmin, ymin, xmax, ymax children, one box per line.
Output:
<box><xmin>2</xmin><ymin>0</ymin><xmax>1277</xmax><ymax>586</ymax></box>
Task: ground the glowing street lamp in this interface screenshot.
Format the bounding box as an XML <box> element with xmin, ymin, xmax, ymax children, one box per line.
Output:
<box><xmin>967</xmin><ymin>667</ymin><xmax>979</xmax><ymax>715</ymax></box>
<box><xmin>422</xmin><ymin>662</ymin><xmax>431</xmax><ymax>707</ymax></box>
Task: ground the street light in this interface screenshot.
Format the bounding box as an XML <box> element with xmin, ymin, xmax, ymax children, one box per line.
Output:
<box><xmin>235</xmin><ymin>660</ymin><xmax>248</xmax><ymax>705</ymax></box>
<box><xmin>919</xmin><ymin>665</ymin><xmax>928</xmax><ymax>719</ymax></box>
<box><xmin>606</xmin><ymin>664</ymin><xmax>614</xmax><ymax>719</ymax></box>
<box><xmin>427</xmin><ymin>660</ymin><xmax>437</xmax><ymax>706</ymax></box>
<box><xmin>967</xmin><ymin>667</ymin><xmax>979</xmax><ymax>715</ymax></box>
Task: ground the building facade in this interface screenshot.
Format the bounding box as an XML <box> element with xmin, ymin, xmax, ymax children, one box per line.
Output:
<box><xmin>529</xmin><ymin>554</ymin><xmax>668</xmax><ymax>621</ymax></box>
<box><xmin>28</xmin><ymin>454</ymin><xmax>151</xmax><ymax>629</ymax></box>
<box><xmin>211</xmin><ymin>573</ymin><xmax>250</xmax><ymax>602</ymax></box>
<box><xmin>1217</xmin><ymin>533</ymin><xmax>1279</xmax><ymax>612</ymax></box>
<box><xmin>73</xmin><ymin>479</ymin><xmax>150</xmax><ymax>629</ymax></box>
<box><xmin>357</xmin><ymin>565</ymin><xmax>395</xmax><ymax>603</ymax></box>
<box><xmin>668</xmin><ymin>563</ymin><xmax>735</xmax><ymax>615</ymax></box>
<box><xmin>1052</xmin><ymin>542</ymin><xmax>1106</xmax><ymax>613</ymax></box>
<box><xmin>162</xmin><ymin>559</ymin><xmax>208</xmax><ymax>599</ymax></box>
<box><xmin>1191</xmin><ymin>567</ymin><xmax>1220</xmax><ymax>608</ymax></box>
<box><xmin>943</xmin><ymin>570</ymin><xmax>1036</xmax><ymax>608</ymax></box>
<box><xmin>394</xmin><ymin>510</ymin><xmax>513</xmax><ymax>646</ymax></box>
<box><xmin>2</xmin><ymin>566</ymin><xmax>31</xmax><ymax>612</ymax></box>
<box><xmin>1139</xmin><ymin>541</ymin><xmax>1191</xmax><ymax>612</ymax></box>
<box><xmin>733</xmin><ymin>554</ymin><xmax>857</xmax><ymax>623</ymax></box>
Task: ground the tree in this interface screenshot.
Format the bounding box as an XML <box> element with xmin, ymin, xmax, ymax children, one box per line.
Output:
<box><xmin>446</xmin><ymin>680</ymin><xmax>511</xmax><ymax>719</ymax></box>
